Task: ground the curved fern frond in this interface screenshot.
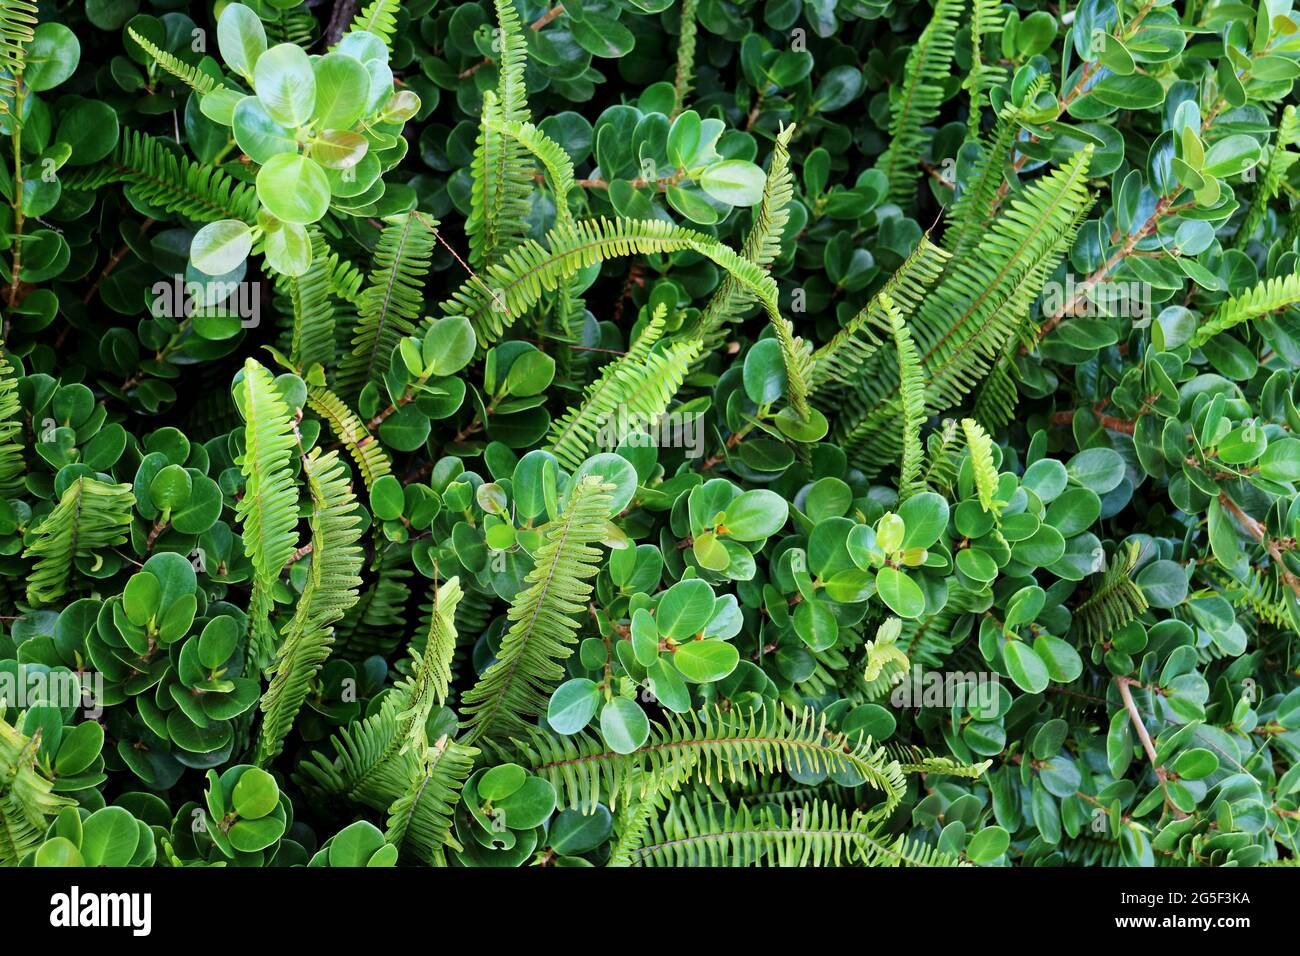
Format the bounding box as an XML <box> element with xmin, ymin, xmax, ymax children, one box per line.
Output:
<box><xmin>467</xmin><ymin>0</ymin><xmax>532</xmax><ymax>268</ymax></box>
<box><xmin>23</xmin><ymin>477</ymin><xmax>134</xmax><ymax>607</ymax></box>
<box><xmin>691</xmin><ymin>123</ymin><xmax>797</xmax><ymax>348</ymax></box>
<box><xmin>234</xmin><ymin>358</ymin><xmax>301</xmax><ymax>666</ymax></box>
<box><xmin>1189</xmin><ymin>272</ymin><xmax>1300</xmax><ymax>348</ymax></box>
<box><xmin>808</xmin><ymin>234</ymin><xmax>949</xmax><ymax>395</ymax></box>
<box><xmin>337</xmin><ymin>211</ymin><xmax>439</xmax><ymax>396</ymax></box>
<box><xmin>0</xmin><ymin>341</ymin><xmax>24</xmax><ymax>496</ymax></box>
<box><xmin>127</xmin><ymin>27</ymin><xmax>222</xmax><ymax>94</ymax></box>
<box><xmin>515</xmin><ymin>705</ymin><xmax>907</xmax><ymax>815</ymax></box>
<box><xmin>460</xmin><ymin>476</ymin><xmax>613</xmax><ymax>743</ymax></box>
<box><xmin>305</xmin><ymin>384</ymin><xmax>393</xmax><ymax>492</ymax></box>
<box><xmin>0</xmin><ymin>717</ymin><xmax>71</xmax><ymax>866</ymax></box>
<box><xmin>63</xmin><ymin>130</ymin><xmax>260</xmax><ymax>223</ymax></box>
<box><xmin>439</xmin><ymin>217</ymin><xmax>786</xmax><ymax>349</ymax></box>
<box><xmin>545</xmin><ymin>307</ymin><xmax>702</xmax><ymax>470</ymax></box>
<box><xmin>875</xmin><ymin>0</ymin><xmax>962</xmax><ymax>208</ymax></box>
<box><xmin>256</xmin><ymin>448</ymin><xmax>365</xmax><ymax>765</ymax></box>
<box><xmin>484</xmin><ymin>97</ymin><xmax>576</xmax><ymax>228</ymax></box>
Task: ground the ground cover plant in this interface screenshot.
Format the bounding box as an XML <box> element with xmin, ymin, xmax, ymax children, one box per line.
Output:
<box><xmin>0</xmin><ymin>0</ymin><xmax>1297</xmax><ymax>869</ymax></box>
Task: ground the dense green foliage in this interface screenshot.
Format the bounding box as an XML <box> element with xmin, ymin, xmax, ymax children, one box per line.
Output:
<box><xmin>0</xmin><ymin>0</ymin><xmax>1298</xmax><ymax>869</ymax></box>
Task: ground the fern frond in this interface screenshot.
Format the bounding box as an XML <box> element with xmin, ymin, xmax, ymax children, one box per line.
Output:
<box><xmin>335</xmin><ymin>542</ymin><xmax>412</xmax><ymax>659</ymax></box>
<box><xmin>256</xmin><ymin>448</ymin><xmax>365</xmax><ymax>765</ymax></box>
<box><xmin>545</xmin><ymin>307</ymin><xmax>702</xmax><ymax>470</ymax></box>
<box><xmin>891</xmin><ymin>301</ymin><xmax>927</xmax><ymax>501</ymax></box>
<box><xmin>944</xmin><ymin>85</ymin><xmax>1046</xmax><ymax>259</ymax></box>
<box><xmin>383</xmin><ymin>734</ymin><xmax>478</xmax><ymax>864</ymax></box>
<box><xmin>862</xmin><ymin>617</ymin><xmax>911</xmax><ymax>701</ymax></box>
<box><xmin>1075</xmin><ymin>539</ymin><xmax>1149</xmax><ymax>643</ymax></box>
<box><xmin>438</xmin><ymin>217</ymin><xmax>786</xmax><ymax>352</ymax></box>
<box><xmin>484</xmin><ymin>95</ymin><xmax>576</xmax><ymax>228</ymax></box>
<box><xmin>516</xmin><ymin>705</ymin><xmax>907</xmax><ymax>816</ymax></box>
<box><xmin>671</xmin><ymin>0</ymin><xmax>699</xmax><ymax>118</ymax></box>
<box><xmin>920</xmin><ymin>417</ymin><xmax>963</xmax><ymax>496</ymax></box>
<box><xmin>234</xmin><ymin>358</ymin><xmax>301</xmax><ymax>666</ymax></box>
<box><xmin>875</xmin><ymin>0</ymin><xmax>963</xmax><ymax>207</ymax></box>
<box><xmin>347</xmin><ymin>0</ymin><xmax>401</xmax><ymax>48</ymax></box>
<box><xmin>808</xmin><ymin>235</ymin><xmax>949</xmax><ymax>394</ymax></box>
<box><xmin>1189</xmin><ymin>272</ymin><xmax>1300</xmax><ymax>348</ymax></box>
<box><xmin>962</xmin><ymin>418</ymin><xmax>1000</xmax><ymax>514</ymax></box>
<box><xmin>1234</xmin><ymin>105</ymin><xmax>1299</xmax><ymax>250</ymax></box>
<box><xmin>630</xmin><ymin>797</ymin><xmax>950</xmax><ymax>867</ymax></box>
<box><xmin>962</xmin><ymin>0</ymin><xmax>1007</xmax><ymax>138</ymax></box>
<box><xmin>337</xmin><ymin>211</ymin><xmax>439</xmax><ymax>396</ymax></box>
<box><xmin>127</xmin><ymin>27</ymin><xmax>222</xmax><ymax>94</ymax></box>
<box><xmin>0</xmin><ymin>341</ymin><xmax>24</xmax><ymax>496</ymax></box>
<box><xmin>691</xmin><ymin>123</ymin><xmax>796</xmax><ymax>347</ymax></box>
<box><xmin>460</xmin><ymin>476</ymin><xmax>613</xmax><ymax>743</ymax></box>
<box><xmin>0</xmin><ymin>0</ymin><xmax>37</xmax><ymax>115</ymax></box>
<box><xmin>884</xmin><ymin>742</ymin><xmax>991</xmax><ymax>779</ymax></box>
<box><xmin>63</xmin><ymin>130</ymin><xmax>260</xmax><ymax>222</ymax></box>
<box><xmin>23</xmin><ymin>477</ymin><xmax>134</xmax><ymax>607</ymax></box>
<box><xmin>289</xmin><ymin>231</ymin><xmax>341</xmax><ymax>373</ymax></box>
<box><xmin>0</xmin><ymin>717</ymin><xmax>71</xmax><ymax>866</ymax></box>
<box><xmin>467</xmin><ymin>0</ymin><xmax>533</xmax><ymax>268</ymax></box>
<box><xmin>306</xmin><ymin>385</ymin><xmax>392</xmax><ymax>492</ymax></box>
<box><xmin>836</xmin><ymin>147</ymin><xmax>1093</xmax><ymax>473</ymax></box>
<box><xmin>406</xmin><ymin>576</ymin><xmax>464</xmax><ymax>723</ymax></box>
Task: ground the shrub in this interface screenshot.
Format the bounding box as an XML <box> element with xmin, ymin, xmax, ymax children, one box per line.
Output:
<box><xmin>0</xmin><ymin>0</ymin><xmax>1297</xmax><ymax>869</ymax></box>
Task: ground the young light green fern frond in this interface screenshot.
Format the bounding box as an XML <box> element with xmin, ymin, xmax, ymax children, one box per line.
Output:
<box><xmin>23</xmin><ymin>477</ymin><xmax>134</xmax><ymax>607</ymax></box>
<box><xmin>234</xmin><ymin>358</ymin><xmax>301</xmax><ymax>666</ymax></box>
<box><xmin>127</xmin><ymin>27</ymin><xmax>222</xmax><ymax>93</ymax></box>
<box><xmin>337</xmin><ymin>211</ymin><xmax>439</xmax><ymax>396</ymax></box>
<box><xmin>671</xmin><ymin>0</ymin><xmax>699</xmax><ymax>118</ymax></box>
<box><xmin>962</xmin><ymin>418</ymin><xmax>1000</xmax><ymax>515</ymax></box>
<box><xmin>891</xmin><ymin>301</ymin><xmax>927</xmax><ymax>502</ymax></box>
<box><xmin>1189</xmin><ymin>272</ymin><xmax>1300</xmax><ymax>348</ymax></box>
<box><xmin>256</xmin><ymin>448</ymin><xmax>365</xmax><ymax>765</ymax></box>
<box><xmin>0</xmin><ymin>0</ymin><xmax>37</xmax><ymax>114</ymax></box>
<box><xmin>460</xmin><ymin>477</ymin><xmax>613</xmax><ymax>743</ymax></box>
<box><xmin>306</xmin><ymin>385</ymin><xmax>393</xmax><ymax>492</ymax></box>
<box><xmin>346</xmin><ymin>0</ymin><xmax>401</xmax><ymax>48</ymax></box>
<box><xmin>691</xmin><ymin>124</ymin><xmax>796</xmax><ymax>348</ymax></box>
<box><xmin>0</xmin><ymin>341</ymin><xmax>23</xmax><ymax>496</ymax></box>
<box><xmin>0</xmin><ymin>717</ymin><xmax>72</xmax><ymax>866</ymax></box>
<box><xmin>962</xmin><ymin>0</ymin><xmax>1007</xmax><ymax>138</ymax></box>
